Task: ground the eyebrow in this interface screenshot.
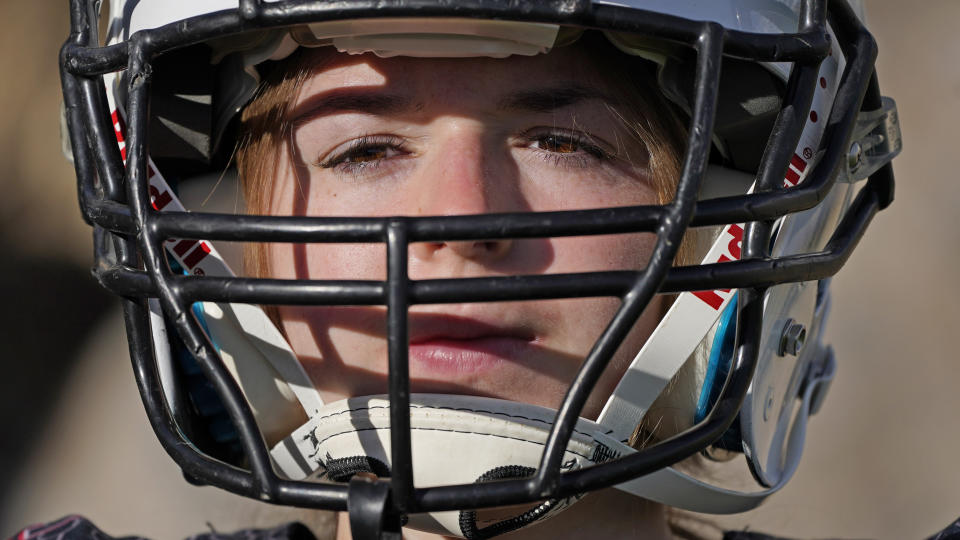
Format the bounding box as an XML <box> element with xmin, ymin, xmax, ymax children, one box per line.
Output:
<box><xmin>497</xmin><ymin>84</ymin><xmax>618</xmax><ymax>113</ymax></box>
<box><xmin>289</xmin><ymin>83</ymin><xmax>615</xmax><ymax>123</ymax></box>
<box><xmin>290</xmin><ymin>92</ymin><xmax>413</xmax><ymax>123</ymax></box>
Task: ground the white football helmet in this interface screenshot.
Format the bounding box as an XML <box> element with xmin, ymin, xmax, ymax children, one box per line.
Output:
<box><xmin>59</xmin><ymin>0</ymin><xmax>901</xmax><ymax>537</ymax></box>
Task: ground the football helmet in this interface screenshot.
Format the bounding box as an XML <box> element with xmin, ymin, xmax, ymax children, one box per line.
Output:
<box><xmin>59</xmin><ymin>0</ymin><xmax>901</xmax><ymax>538</ymax></box>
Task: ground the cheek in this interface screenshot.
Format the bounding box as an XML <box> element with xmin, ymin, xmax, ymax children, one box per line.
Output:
<box><xmin>268</xmin><ymin>243</ymin><xmax>386</xmax><ymax>281</ymax></box>
<box><xmin>312</xmin><ymin>243</ymin><xmax>386</xmax><ymax>280</ymax></box>
<box><xmin>516</xmin><ymin>156</ymin><xmax>658</xmax><ymax>213</ymax></box>
<box><xmin>544</xmin><ymin>233</ymin><xmax>663</xmax><ymax>415</ymax></box>
<box><xmin>548</xmin><ymin>233</ymin><xmax>657</xmax><ymax>274</ymax></box>
<box><xmin>543</xmin><ymin>233</ymin><xmax>659</xmax><ymax>355</ymax></box>
<box><xmin>267</xmin><ymin>158</ymin><xmax>394</xmax><ymax>281</ymax></box>
<box><xmin>296</xmin><ymin>173</ymin><xmax>392</xmax><ymax>279</ymax></box>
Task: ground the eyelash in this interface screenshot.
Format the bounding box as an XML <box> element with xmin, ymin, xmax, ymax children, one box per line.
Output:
<box><xmin>524</xmin><ymin>130</ymin><xmax>609</xmax><ymax>168</ymax></box>
<box><xmin>317</xmin><ymin>135</ymin><xmax>410</xmax><ymax>175</ymax></box>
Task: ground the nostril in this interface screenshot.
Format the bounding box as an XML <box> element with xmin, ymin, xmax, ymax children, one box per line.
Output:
<box><xmin>471</xmin><ymin>239</ymin><xmax>512</xmax><ymax>259</ymax></box>
<box><xmin>411</xmin><ymin>238</ymin><xmax>514</xmax><ymax>264</ymax></box>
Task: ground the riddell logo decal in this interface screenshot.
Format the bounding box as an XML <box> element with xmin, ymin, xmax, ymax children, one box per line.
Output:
<box><xmin>693</xmin><ymin>223</ymin><xmax>743</xmax><ymax>310</ymax></box>
<box><xmin>111</xmin><ymin>109</ymin><xmax>127</xmax><ymax>161</ymax></box>
<box><xmin>782</xmin><ymin>153</ymin><xmax>808</xmax><ymax>188</ymax></box>
<box><xmin>152</xmin><ymin>177</ymin><xmax>211</xmax><ymax>274</ymax></box>
<box><xmin>148</xmin><ymin>182</ymin><xmax>172</xmax><ymax>211</ymax></box>
<box><xmin>167</xmin><ymin>237</ymin><xmax>212</xmax><ymax>275</ymax></box>
<box><xmin>691</xmin><ymin>151</ymin><xmax>810</xmax><ymax>310</ymax></box>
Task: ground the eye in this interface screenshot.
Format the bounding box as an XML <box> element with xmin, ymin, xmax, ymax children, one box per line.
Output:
<box><xmin>525</xmin><ymin>129</ymin><xmax>610</xmax><ymax>167</ymax></box>
<box><xmin>533</xmin><ymin>134</ymin><xmax>592</xmax><ymax>155</ymax></box>
<box><xmin>317</xmin><ymin>135</ymin><xmax>410</xmax><ymax>174</ymax></box>
<box><xmin>339</xmin><ymin>145</ymin><xmax>394</xmax><ymax>164</ymax></box>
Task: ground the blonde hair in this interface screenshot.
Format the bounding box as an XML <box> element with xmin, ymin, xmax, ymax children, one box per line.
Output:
<box><xmin>236</xmin><ymin>49</ymin><xmax>315</xmax><ymax>281</ymax></box>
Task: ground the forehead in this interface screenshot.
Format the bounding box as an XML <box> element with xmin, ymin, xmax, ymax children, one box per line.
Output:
<box><xmin>293</xmin><ymin>45</ymin><xmax>603</xmax><ymax>106</ymax></box>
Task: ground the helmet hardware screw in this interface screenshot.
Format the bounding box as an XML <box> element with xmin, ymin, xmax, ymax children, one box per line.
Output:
<box><xmin>847</xmin><ymin>141</ymin><xmax>862</xmax><ymax>172</ymax></box>
<box><xmin>778</xmin><ymin>319</ymin><xmax>806</xmax><ymax>357</ymax></box>
<box><xmin>763</xmin><ymin>387</ymin><xmax>775</xmax><ymax>422</ymax></box>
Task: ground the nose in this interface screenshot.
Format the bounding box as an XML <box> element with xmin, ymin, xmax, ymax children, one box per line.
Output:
<box><xmin>408</xmin><ymin>127</ymin><xmax>514</xmax><ymax>264</ymax></box>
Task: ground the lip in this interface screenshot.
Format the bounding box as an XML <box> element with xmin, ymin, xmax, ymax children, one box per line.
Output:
<box><xmin>408</xmin><ymin>314</ymin><xmax>536</xmax><ymax>375</ymax></box>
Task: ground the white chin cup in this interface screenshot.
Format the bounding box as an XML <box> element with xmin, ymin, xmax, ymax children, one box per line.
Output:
<box><xmin>271</xmin><ymin>394</ymin><xmax>621</xmax><ymax>538</ymax></box>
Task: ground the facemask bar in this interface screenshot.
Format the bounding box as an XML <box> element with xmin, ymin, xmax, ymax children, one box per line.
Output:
<box><xmin>60</xmin><ymin>0</ymin><xmax>894</xmax><ymax>534</ymax></box>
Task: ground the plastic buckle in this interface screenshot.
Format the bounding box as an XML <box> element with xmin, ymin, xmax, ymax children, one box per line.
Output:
<box><xmin>840</xmin><ymin>97</ymin><xmax>902</xmax><ymax>183</ymax></box>
<box><xmin>347</xmin><ymin>476</ymin><xmax>403</xmax><ymax>540</ymax></box>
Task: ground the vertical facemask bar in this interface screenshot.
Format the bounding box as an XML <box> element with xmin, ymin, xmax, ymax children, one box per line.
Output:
<box><xmin>72</xmin><ymin>1</ymin><xmax>142</xmax><ymax>276</ymax></box>
<box><xmin>753</xmin><ymin>7</ymin><xmax>824</xmax><ymax>199</ymax></box>
<box><xmin>819</xmin><ymin>5</ymin><xmax>894</xmax><ymax>215</ymax></box>
<box><xmin>386</xmin><ymin>220</ymin><xmax>414</xmax><ymax>514</ymax></box>
<box><xmin>60</xmin><ymin>24</ymin><xmax>99</xmax><ymax>227</ymax></box>
<box><xmin>72</xmin><ymin>0</ymin><xmax>125</xmax><ymax>213</ymax></box>
<box><xmin>533</xmin><ymin>21</ymin><xmax>725</xmax><ymax>495</ymax></box>
<box><xmin>67</xmin><ymin>0</ymin><xmax>133</xmax><ymax>270</ymax></box>
<box><xmin>80</xmin><ymin>75</ymin><xmax>126</xmax><ymax>204</ymax></box>
<box><xmin>84</xmin><ymin>80</ymin><xmax>140</xmax><ymax>272</ymax></box>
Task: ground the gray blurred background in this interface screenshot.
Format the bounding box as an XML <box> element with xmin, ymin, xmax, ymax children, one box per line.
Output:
<box><xmin>1</xmin><ymin>2</ymin><xmax>957</xmax><ymax>538</ymax></box>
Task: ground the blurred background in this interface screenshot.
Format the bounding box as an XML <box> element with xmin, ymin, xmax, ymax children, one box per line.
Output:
<box><xmin>0</xmin><ymin>2</ymin><xmax>957</xmax><ymax>539</ymax></box>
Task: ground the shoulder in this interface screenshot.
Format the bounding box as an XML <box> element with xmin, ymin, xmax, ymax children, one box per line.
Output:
<box><xmin>722</xmin><ymin>531</ymin><xmax>793</xmax><ymax>540</ymax></box>
<box><xmin>10</xmin><ymin>515</ymin><xmax>146</xmax><ymax>540</ymax></box>
<box><xmin>929</xmin><ymin>516</ymin><xmax>960</xmax><ymax>540</ymax></box>
<box><xmin>721</xmin><ymin>516</ymin><xmax>960</xmax><ymax>540</ymax></box>
<box><xmin>9</xmin><ymin>516</ymin><xmax>318</xmax><ymax>540</ymax></box>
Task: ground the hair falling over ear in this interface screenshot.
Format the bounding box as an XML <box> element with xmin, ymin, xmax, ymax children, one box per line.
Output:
<box><xmin>237</xmin><ymin>49</ymin><xmax>316</xmax><ymax>282</ymax></box>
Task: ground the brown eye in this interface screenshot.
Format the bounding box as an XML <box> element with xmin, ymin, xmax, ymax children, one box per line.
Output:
<box><xmin>538</xmin><ymin>135</ymin><xmax>579</xmax><ymax>154</ymax></box>
<box><xmin>317</xmin><ymin>135</ymin><xmax>410</xmax><ymax>175</ymax></box>
<box><xmin>345</xmin><ymin>145</ymin><xmax>390</xmax><ymax>163</ymax></box>
<box><xmin>528</xmin><ymin>131</ymin><xmax>607</xmax><ymax>161</ymax></box>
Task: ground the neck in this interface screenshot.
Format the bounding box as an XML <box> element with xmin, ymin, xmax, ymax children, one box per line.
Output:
<box><xmin>335</xmin><ymin>489</ymin><xmax>671</xmax><ymax>540</ymax></box>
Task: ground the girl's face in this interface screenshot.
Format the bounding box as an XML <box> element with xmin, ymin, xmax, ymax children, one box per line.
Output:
<box><xmin>267</xmin><ymin>46</ymin><xmax>666</xmax><ymax>418</ymax></box>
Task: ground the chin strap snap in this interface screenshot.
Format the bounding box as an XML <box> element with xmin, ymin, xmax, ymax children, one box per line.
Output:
<box><xmin>347</xmin><ymin>475</ymin><xmax>403</xmax><ymax>540</ymax></box>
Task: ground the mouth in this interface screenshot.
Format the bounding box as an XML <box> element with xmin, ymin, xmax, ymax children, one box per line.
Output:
<box><xmin>408</xmin><ymin>314</ymin><xmax>537</xmax><ymax>375</ymax></box>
